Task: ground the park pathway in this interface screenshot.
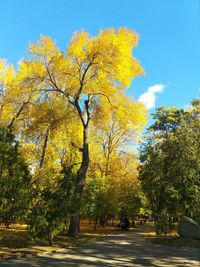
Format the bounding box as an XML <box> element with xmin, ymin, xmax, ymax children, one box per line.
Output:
<box><xmin>0</xmin><ymin>224</ymin><xmax>200</xmax><ymax>266</ymax></box>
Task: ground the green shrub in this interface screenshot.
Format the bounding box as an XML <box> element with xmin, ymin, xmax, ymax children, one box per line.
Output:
<box><xmin>156</xmin><ymin>209</ymin><xmax>174</xmax><ymax>236</ymax></box>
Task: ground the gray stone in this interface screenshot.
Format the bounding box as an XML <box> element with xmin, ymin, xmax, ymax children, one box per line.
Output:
<box><xmin>178</xmin><ymin>216</ymin><xmax>200</xmax><ymax>239</ymax></box>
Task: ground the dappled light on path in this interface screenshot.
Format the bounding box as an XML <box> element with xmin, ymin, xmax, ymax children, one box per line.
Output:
<box><xmin>0</xmin><ymin>224</ymin><xmax>200</xmax><ymax>266</ymax></box>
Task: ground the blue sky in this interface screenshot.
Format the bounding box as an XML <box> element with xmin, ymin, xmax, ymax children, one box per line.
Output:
<box><xmin>0</xmin><ymin>0</ymin><xmax>199</xmax><ymax>114</ymax></box>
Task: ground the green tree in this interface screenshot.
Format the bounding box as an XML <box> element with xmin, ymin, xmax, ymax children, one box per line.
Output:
<box><xmin>28</xmin><ymin>166</ymin><xmax>75</xmax><ymax>244</ymax></box>
<box><xmin>83</xmin><ymin>175</ymin><xmax>119</xmax><ymax>229</ymax></box>
<box><xmin>0</xmin><ymin>128</ymin><xmax>31</xmax><ymax>227</ymax></box>
<box><xmin>139</xmin><ymin>101</ymin><xmax>200</xmax><ymax>234</ymax></box>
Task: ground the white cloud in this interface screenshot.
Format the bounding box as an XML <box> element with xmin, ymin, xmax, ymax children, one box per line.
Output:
<box><xmin>138</xmin><ymin>92</ymin><xmax>156</xmax><ymax>109</ymax></box>
<box><xmin>148</xmin><ymin>84</ymin><xmax>165</xmax><ymax>93</ymax></box>
<box><xmin>138</xmin><ymin>84</ymin><xmax>165</xmax><ymax>110</ymax></box>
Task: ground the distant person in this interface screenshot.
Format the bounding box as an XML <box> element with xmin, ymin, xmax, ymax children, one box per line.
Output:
<box><xmin>121</xmin><ymin>217</ymin><xmax>130</xmax><ymax>231</ymax></box>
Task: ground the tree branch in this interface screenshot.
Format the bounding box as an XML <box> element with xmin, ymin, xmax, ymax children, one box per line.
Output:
<box><xmin>90</xmin><ymin>92</ymin><xmax>117</xmax><ymax>109</ymax></box>
<box><xmin>75</xmin><ymin>54</ymin><xmax>97</xmax><ymax>102</ymax></box>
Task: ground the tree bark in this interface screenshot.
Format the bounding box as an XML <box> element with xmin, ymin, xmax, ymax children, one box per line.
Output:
<box><xmin>68</xmin><ymin>126</ymin><xmax>89</xmax><ymax>237</ymax></box>
<box><xmin>39</xmin><ymin>128</ymin><xmax>49</xmax><ymax>168</ymax></box>
<box><xmin>67</xmin><ymin>214</ymin><xmax>80</xmax><ymax>237</ymax></box>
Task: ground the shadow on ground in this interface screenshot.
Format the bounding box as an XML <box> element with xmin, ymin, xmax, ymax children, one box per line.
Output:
<box><xmin>1</xmin><ymin>224</ymin><xmax>200</xmax><ymax>266</ymax></box>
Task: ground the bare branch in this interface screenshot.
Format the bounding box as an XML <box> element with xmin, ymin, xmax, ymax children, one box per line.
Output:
<box><xmin>75</xmin><ymin>54</ymin><xmax>98</xmax><ymax>102</ymax></box>
<box><xmin>90</xmin><ymin>92</ymin><xmax>117</xmax><ymax>109</ymax></box>
<box><xmin>8</xmin><ymin>101</ymin><xmax>29</xmax><ymax>128</ymax></box>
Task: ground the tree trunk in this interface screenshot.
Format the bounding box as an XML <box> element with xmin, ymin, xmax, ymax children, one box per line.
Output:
<box><xmin>68</xmin><ymin>127</ymin><xmax>89</xmax><ymax>237</ymax></box>
<box><xmin>93</xmin><ymin>221</ymin><xmax>98</xmax><ymax>231</ymax></box>
<box><xmin>48</xmin><ymin>234</ymin><xmax>54</xmax><ymax>246</ymax></box>
<box><xmin>39</xmin><ymin>128</ymin><xmax>49</xmax><ymax>168</ymax></box>
<box><xmin>67</xmin><ymin>214</ymin><xmax>80</xmax><ymax>237</ymax></box>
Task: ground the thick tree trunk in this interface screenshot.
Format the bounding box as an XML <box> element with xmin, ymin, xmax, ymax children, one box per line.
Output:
<box><xmin>67</xmin><ymin>214</ymin><xmax>80</xmax><ymax>237</ymax></box>
<box><xmin>68</xmin><ymin>127</ymin><xmax>89</xmax><ymax>237</ymax></box>
<box><xmin>39</xmin><ymin>128</ymin><xmax>49</xmax><ymax>168</ymax></box>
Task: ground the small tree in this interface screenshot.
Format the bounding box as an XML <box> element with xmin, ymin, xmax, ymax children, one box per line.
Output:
<box><xmin>28</xmin><ymin>166</ymin><xmax>75</xmax><ymax>244</ymax></box>
<box><xmin>83</xmin><ymin>175</ymin><xmax>119</xmax><ymax>229</ymax></box>
<box><xmin>156</xmin><ymin>209</ymin><xmax>174</xmax><ymax>236</ymax></box>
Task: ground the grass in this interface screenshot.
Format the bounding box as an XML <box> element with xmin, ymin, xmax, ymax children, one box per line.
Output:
<box><xmin>145</xmin><ymin>230</ymin><xmax>200</xmax><ymax>248</ymax></box>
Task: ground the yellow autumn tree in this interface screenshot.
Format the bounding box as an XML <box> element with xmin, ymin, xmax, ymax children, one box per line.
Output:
<box><xmin>2</xmin><ymin>28</ymin><xmax>146</xmax><ymax>236</ymax></box>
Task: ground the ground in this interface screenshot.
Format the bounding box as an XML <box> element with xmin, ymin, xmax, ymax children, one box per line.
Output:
<box><xmin>0</xmin><ymin>224</ymin><xmax>200</xmax><ymax>266</ymax></box>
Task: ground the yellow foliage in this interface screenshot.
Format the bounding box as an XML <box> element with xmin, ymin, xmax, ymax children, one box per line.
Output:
<box><xmin>0</xmin><ymin>60</ymin><xmax>16</xmax><ymax>87</ymax></box>
<box><xmin>18</xmin><ymin>142</ymin><xmax>36</xmax><ymax>166</ymax></box>
<box><xmin>0</xmin><ymin>28</ymin><xmax>147</xmax><ymax>181</ymax></box>
<box><xmin>29</xmin><ymin>35</ymin><xmax>57</xmax><ymax>59</ymax></box>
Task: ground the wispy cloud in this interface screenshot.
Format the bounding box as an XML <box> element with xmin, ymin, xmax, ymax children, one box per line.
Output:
<box><xmin>138</xmin><ymin>84</ymin><xmax>165</xmax><ymax>109</ymax></box>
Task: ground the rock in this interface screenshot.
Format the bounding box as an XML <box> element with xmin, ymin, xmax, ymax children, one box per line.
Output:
<box><xmin>178</xmin><ymin>216</ymin><xmax>200</xmax><ymax>239</ymax></box>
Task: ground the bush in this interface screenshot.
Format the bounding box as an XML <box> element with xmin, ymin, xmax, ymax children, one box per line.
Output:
<box><xmin>0</xmin><ymin>128</ymin><xmax>31</xmax><ymax>227</ymax></box>
<box><xmin>28</xmin><ymin>166</ymin><xmax>75</xmax><ymax>244</ymax></box>
<box><xmin>156</xmin><ymin>209</ymin><xmax>174</xmax><ymax>236</ymax></box>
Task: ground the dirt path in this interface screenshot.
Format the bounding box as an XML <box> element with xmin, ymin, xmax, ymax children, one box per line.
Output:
<box><xmin>0</xmin><ymin>224</ymin><xmax>200</xmax><ymax>266</ymax></box>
